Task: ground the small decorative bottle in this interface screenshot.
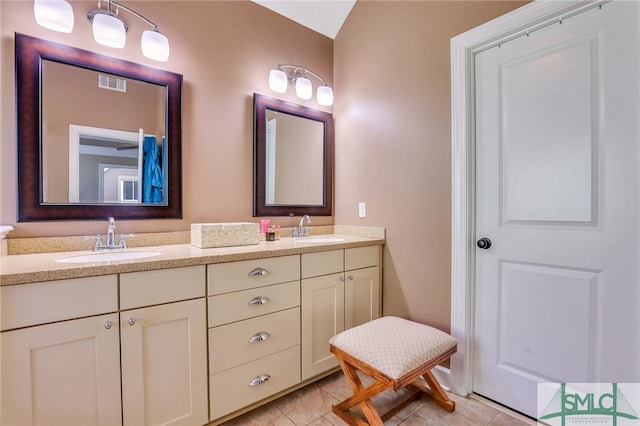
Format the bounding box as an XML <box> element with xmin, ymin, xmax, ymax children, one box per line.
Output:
<box><xmin>266</xmin><ymin>227</ymin><xmax>276</xmax><ymax>241</ymax></box>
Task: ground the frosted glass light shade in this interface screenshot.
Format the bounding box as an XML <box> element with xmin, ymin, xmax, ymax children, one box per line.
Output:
<box><xmin>141</xmin><ymin>30</ymin><xmax>170</xmax><ymax>62</ymax></box>
<box><xmin>34</xmin><ymin>0</ymin><xmax>74</xmax><ymax>33</ymax></box>
<box><xmin>269</xmin><ymin>69</ymin><xmax>288</xmax><ymax>93</ymax></box>
<box><xmin>93</xmin><ymin>13</ymin><xmax>126</xmax><ymax>48</ymax></box>
<box><xmin>295</xmin><ymin>76</ymin><xmax>312</xmax><ymax>100</ymax></box>
<box><xmin>317</xmin><ymin>85</ymin><xmax>334</xmax><ymax>106</ymax></box>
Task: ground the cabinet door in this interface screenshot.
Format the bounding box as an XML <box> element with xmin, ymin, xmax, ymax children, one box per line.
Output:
<box><xmin>120</xmin><ymin>298</ymin><xmax>208</xmax><ymax>426</ymax></box>
<box><xmin>1</xmin><ymin>314</ymin><xmax>121</xmax><ymax>426</ymax></box>
<box><xmin>344</xmin><ymin>266</ymin><xmax>380</xmax><ymax>330</ymax></box>
<box><xmin>301</xmin><ymin>273</ymin><xmax>344</xmax><ymax>380</ymax></box>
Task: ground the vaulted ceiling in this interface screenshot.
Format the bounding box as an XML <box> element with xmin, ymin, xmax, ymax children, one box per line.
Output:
<box><xmin>252</xmin><ymin>0</ymin><xmax>356</xmax><ymax>39</ymax></box>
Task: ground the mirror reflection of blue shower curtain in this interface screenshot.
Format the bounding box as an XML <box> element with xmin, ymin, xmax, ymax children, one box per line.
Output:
<box><xmin>142</xmin><ymin>135</ymin><xmax>163</xmax><ymax>203</ymax></box>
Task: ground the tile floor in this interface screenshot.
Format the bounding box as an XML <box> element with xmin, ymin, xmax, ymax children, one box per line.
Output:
<box><xmin>220</xmin><ymin>371</ymin><xmax>536</xmax><ymax>426</ymax></box>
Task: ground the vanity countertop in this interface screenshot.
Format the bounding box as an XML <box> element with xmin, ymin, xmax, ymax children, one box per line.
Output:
<box><xmin>0</xmin><ymin>234</ymin><xmax>384</xmax><ymax>286</ymax></box>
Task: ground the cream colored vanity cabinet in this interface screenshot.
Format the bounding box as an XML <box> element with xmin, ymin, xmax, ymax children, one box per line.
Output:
<box><xmin>301</xmin><ymin>245</ymin><xmax>381</xmax><ymax>380</ymax></box>
<box><xmin>1</xmin><ymin>275</ymin><xmax>122</xmax><ymax>426</ymax></box>
<box><xmin>207</xmin><ymin>255</ymin><xmax>301</xmax><ymax>421</ymax></box>
<box><xmin>301</xmin><ymin>249</ymin><xmax>345</xmax><ymax>379</ymax></box>
<box><xmin>344</xmin><ymin>245</ymin><xmax>381</xmax><ymax>330</ymax></box>
<box><xmin>119</xmin><ymin>266</ymin><xmax>208</xmax><ymax>426</ymax></box>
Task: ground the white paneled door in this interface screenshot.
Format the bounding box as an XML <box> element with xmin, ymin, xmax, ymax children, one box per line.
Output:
<box><xmin>473</xmin><ymin>1</ymin><xmax>640</xmax><ymax>417</ymax></box>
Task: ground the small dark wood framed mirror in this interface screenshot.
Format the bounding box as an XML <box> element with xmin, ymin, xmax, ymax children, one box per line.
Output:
<box><xmin>253</xmin><ymin>93</ymin><xmax>333</xmax><ymax>216</ymax></box>
<box><xmin>15</xmin><ymin>33</ymin><xmax>183</xmax><ymax>221</ymax></box>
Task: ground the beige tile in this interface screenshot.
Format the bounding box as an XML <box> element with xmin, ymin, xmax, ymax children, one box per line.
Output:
<box><xmin>382</xmin><ymin>415</ymin><xmax>404</xmax><ymax>426</ymax></box>
<box><xmin>220</xmin><ymin>401</ymin><xmax>294</xmax><ymax>426</ymax></box>
<box><xmin>370</xmin><ymin>387</ymin><xmax>424</xmax><ymax>416</ymax></box>
<box><xmin>304</xmin><ymin>417</ymin><xmax>336</xmax><ymax>426</ymax></box>
<box><xmin>275</xmin><ymin>384</ymin><xmax>339</xmax><ymax>425</ymax></box>
<box><xmin>221</xmin><ymin>374</ymin><xmax>530</xmax><ymax>426</ymax></box>
<box><xmin>469</xmin><ymin>394</ymin><xmax>537</xmax><ymax>425</ymax></box>
<box><xmin>406</xmin><ymin>393</ymin><xmax>500</xmax><ymax>426</ymax></box>
<box><xmin>320</xmin><ymin>410</ymin><xmax>344</xmax><ymax>426</ymax></box>
<box><xmin>454</xmin><ymin>393</ymin><xmax>503</xmax><ymax>422</ymax></box>
<box><xmin>315</xmin><ymin>372</ymin><xmax>353</xmax><ymax>401</ymax></box>
<box><xmin>389</xmin><ymin>397</ymin><xmax>428</xmax><ymax>420</ymax></box>
<box><xmin>393</xmin><ymin>406</ymin><xmax>464</xmax><ymax>426</ymax></box>
<box><xmin>488</xmin><ymin>411</ymin><xmax>532</xmax><ymax>425</ymax></box>
<box><xmin>330</xmin><ymin>409</ymin><xmax>403</xmax><ymax>426</ymax></box>
<box><xmin>369</xmin><ymin>387</ymin><xmax>403</xmax><ymax>407</ymax></box>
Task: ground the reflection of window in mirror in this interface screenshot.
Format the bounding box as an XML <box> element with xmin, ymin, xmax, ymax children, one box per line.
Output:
<box><xmin>265</xmin><ymin>109</ymin><xmax>324</xmax><ymax>206</ymax></box>
<box><xmin>118</xmin><ymin>176</ymin><xmax>140</xmax><ymax>203</ymax></box>
<box><xmin>41</xmin><ymin>59</ymin><xmax>165</xmax><ymax>204</ymax></box>
<box><xmin>101</xmin><ymin>166</ymin><xmax>138</xmax><ymax>203</ymax></box>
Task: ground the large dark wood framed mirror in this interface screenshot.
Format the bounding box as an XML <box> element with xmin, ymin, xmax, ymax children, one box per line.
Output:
<box><xmin>15</xmin><ymin>33</ymin><xmax>182</xmax><ymax>221</ymax></box>
<box><xmin>253</xmin><ymin>93</ymin><xmax>333</xmax><ymax>216</ymax></box>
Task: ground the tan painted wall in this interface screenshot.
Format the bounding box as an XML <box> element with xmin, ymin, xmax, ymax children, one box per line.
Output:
<box><xmin>333</xmin><ymin>1</ymin><xmax>527</xmax><ymax>330</ymax></box>
<box><xmin>0</xmin><ymin>0</ymin><xmax>333</xmax><ymax>237</ymax></box>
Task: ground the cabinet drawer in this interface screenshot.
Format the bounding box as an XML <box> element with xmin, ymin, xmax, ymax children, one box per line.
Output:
<box><xmin>209</xmin><ymin>307</ymin><xmax>300</xmax><ymax>374</ymax></box>
<box><xmin>120</xmin><ymin>265</ymin><xmax>205</xmax><ymax>310</ymax></box>
<box><xmin>345</xmin><ymin>245</ymin><xmax>379</xmax><ymax>270</ymax></box>
<box><xmin>209</xmin><ymin>346</ymin><xmax>300</xmax><ymax>420</ymax></box>
<box><xmin>208</xmin><ymin>281</ymin><xmax>300</xmax><ymax>327</ymax></box>
<box><xmin>301</xmin><ymin>249</ymin><xmax>343</xmax><ymax>279</ymax></box>
<box><xmin>1</xmin><ymin>275</ymin><xmax>117</xmax><ymax>331</ymax></box>
<box><xmin>208</xmin><ymin>255</ymin><xmax>299</xmax><ymax>295</ymax></box>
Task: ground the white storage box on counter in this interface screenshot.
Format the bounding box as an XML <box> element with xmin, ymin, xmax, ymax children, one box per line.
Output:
<box><xmin>191</xmin><ymin>222</ymin><xmax>260</xmax><ymax>248</ymax></box>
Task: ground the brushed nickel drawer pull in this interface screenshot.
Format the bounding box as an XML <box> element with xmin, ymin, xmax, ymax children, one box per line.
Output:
<box><xmin>249</xmin><ymin>267</ymin><xmax>269</xmax><ymax>276</ymax></box>
<box><xmin>104</xmin><ymin>321</ymin><xmax>112</xmax><ymax>330</ymax></box>
<box><xmin>249</xmin><ymin>331</ymin><xmax>271</xmax><ymax>343</ymax></box>
<box><xmin>128</xmin><ymin>317</ymin><xmax>136</xmax><ymax>326</ymax></box>
<box><xmin>248</xmin><ymin>296</ymin><xmax>270</xmax><ymax>306</ymax></box>
<box><xmin>249</xmin><ymin>374</ymin><xmax>271</xmax><ymax>387</ymax></box>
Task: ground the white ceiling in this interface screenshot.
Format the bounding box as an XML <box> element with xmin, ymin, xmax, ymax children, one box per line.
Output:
<box><xmin>252</xmin><ymin>0</ymin><xmax>356</xmax><ymax>39</ymax></box>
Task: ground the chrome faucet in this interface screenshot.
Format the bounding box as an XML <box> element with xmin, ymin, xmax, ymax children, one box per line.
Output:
<box><xmin>106</xmin><ymin>217</ymin><xmax>116</xmax><ymax>246</ymax></box>
<box><xmin>293</xmin><ymin>215</ymin><xmax>311</xmax><ymax>238</ymax></box>
<box><xmin>94</xmin><ymin>217</ymin><xmax>127</xmax><ymax>251</ymax></box>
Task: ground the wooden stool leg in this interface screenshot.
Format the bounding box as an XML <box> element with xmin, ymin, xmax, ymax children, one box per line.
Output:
<box><xmin>333</xmin><ymin>355</ymin><xmax>386</xmax><ymax>426</ymax></box>
<box><xmin>409</xmin><ymin>370</ymin><xmax>455</xmax><ymax>412</ymax></box>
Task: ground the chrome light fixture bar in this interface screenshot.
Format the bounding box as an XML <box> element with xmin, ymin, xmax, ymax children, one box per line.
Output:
<box><xmin>87</xmin><ymin>0</ymin><xmax>170</xmax><ymax>62</ymax></box>
<box><xmin>269</xmin><ymin>64</ymin><xmax>333</xmax><ymax>106</ymax></box>
<box><xmin>33</xmin><ymin>0</ymin><xmax>170</xmax><ymax>62</ymax></box>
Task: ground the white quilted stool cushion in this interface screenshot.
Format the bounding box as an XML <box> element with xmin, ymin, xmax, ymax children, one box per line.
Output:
<box><xmin>329</xmin><ymin>316</ymin><xmax>458</xmax><ymax>380</ymax></box>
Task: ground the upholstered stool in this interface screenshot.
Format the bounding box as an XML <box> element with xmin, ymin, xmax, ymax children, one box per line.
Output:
<box><xmin>329</xmin><ymin>316</ymin><xmax>458</xmax><ymax>426</ymax></box>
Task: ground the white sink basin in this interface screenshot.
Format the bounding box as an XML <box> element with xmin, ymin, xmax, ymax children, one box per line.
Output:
<box><xmin>294</xmin><ymin>237</ymin><xmax>346</xmax><ymax>243</ymax></box>
<box><xmin>57</xmin><ymin>251</ymin><xmax>162</xmax><ymax>264</ymax></box>
<box><xmin>0</xmin><ymin>225</ymin><xmax>14</xmax><ymax>239</ymax></box>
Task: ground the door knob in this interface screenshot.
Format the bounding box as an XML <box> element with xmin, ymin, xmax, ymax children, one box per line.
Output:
<box><xmin>477</xmin><ymin>237</ymin><xmax>492</xmax><ymax>249</ymax></box>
